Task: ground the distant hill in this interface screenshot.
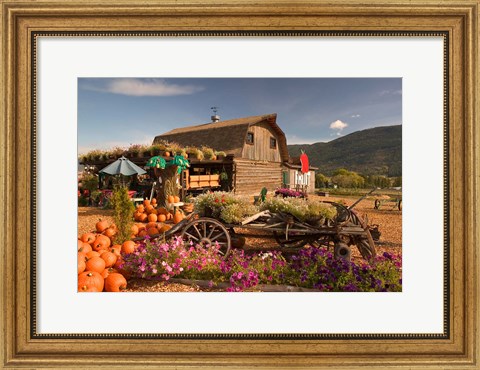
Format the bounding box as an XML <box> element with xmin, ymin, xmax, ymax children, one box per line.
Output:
<box><xmin>288</xmin><ymin>125</ymin><xmax>402</xmax><ymax>176</ymax></box>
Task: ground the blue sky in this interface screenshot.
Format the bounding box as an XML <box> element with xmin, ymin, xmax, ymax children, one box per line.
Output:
<box><xmin>78</xmin><ymin>78</ymin><xmax>402</xmax><ymax>154</ymax></box>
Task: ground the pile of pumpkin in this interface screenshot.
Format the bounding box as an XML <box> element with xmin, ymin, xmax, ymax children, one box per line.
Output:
<box><xmin>77</xmin><ymin>219</ymin><xmax>137</xmax><ymax>292</ymax></box>
<box><xmin>132</xmin><ymin>197</ymin><xmax>187</xmax><ymax>237</ymax></box>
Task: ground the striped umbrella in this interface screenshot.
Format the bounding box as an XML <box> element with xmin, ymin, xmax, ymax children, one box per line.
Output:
<box><xmin>99</xmin><ymin>156</ymin><xmax>146</xmax><ymax>176</ymax></box>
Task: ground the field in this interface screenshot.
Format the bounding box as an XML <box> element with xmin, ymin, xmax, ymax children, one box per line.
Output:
<box><xmin>78</xmin><ymin>193</ymin><xmax>402</xmax><ymax>292</ymax></box>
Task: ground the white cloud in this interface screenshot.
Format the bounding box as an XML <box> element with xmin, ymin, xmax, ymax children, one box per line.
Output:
<box><xmin>83</xmin><ymin>78</ymin><xmax>204</xmax><ymax>97</ymax></box>
<box><xmin>379</xmin><ymin>89</ymin><xmax>402</xmax><ymax>96</ymax></box>
<box><xmin>351</xmin><ymin>114</ymin><xmax>360</xmax><ymax>118</ymax></box>
<box><xmin>329</xmin><ymin>119</ymin><xmax>348</xmax><ymax>131</ymax></box>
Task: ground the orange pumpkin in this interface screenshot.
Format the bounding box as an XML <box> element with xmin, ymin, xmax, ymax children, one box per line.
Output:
<box><xmin>173</xmin><ymin>211</ymin><xmax>183</xmax><ymax>224</ymax></box>
<box><xmin>158</xmin><ymin>224</ymin><xmax>172</xmax><ymax>233</ymax></box>
<box><xmin>110</xmin><ymin>245</ymin><xmax>121</xmax><ymax>257</ymax></box>
<box><xmin>78</xmin><ymin>271</ymin><xmax>104</xmax><ymax>292</ymax></box>
<box><xmin>96</xmin><ymin>219</ymin><xmax>109</xmax><ymax>233</ymax></box>
<box><xmin>147</xmin><ymin>213</ymin><xmax>157</xmax><ymax>223</ymax></box>
<box><xmin>121</xmin><ymin>240</ymin><xmax>136</xmax><ymax>254</ymax></box>
<box><xmin>101</xmin><ymin>267</ymin><xmax>119</xmax><ymax>279</ymax></box>
<box><xmin>131</xmin><ymin>224</ymin><xmax>139</xmax><ymax>236</ymax></box>
<box><xmin>101</xmin><ymin>251</ymin><xmax>117</xmax><ymax>268</ymax></box>
<box><xmin>139</xmin><ymin>213</ymin><xmax>148</xmax><ymax>223</ymax></box>
<box><xmin>80</xmin><ymin>232</ymin><xmax>96</xmax><ymax>244</ymax></box>
<box><xmin>78</xmin><ymin>241</ymin><xmax>92</xmax><ymax>254</ymax></box>
<box><xmin>173</xmin><ymin>195</ymin><xmax>180</xmax><ymax>203</ymax></box>
<box><xmin>92</xmin><ymin>234</ymin><xmax>111</xmax><ymax>252</ymax></box>
<box><xmin>167</xmin><ymin>195</ymin><xmax>175</xmax><ymax>204</ymax></box>
<box><xmin>86</xmin><ymin>250</ymin><xmax>101</xmax><ymax>259</ymax></box>
<box><xmin>151</xmin><ymin>198</ymin><xmax>157</xmax><ymax>205</ymax></box>
<box><xmin>143</xmin><ymin>199</ymin><xmax>151</xmax><ymax>207</ymax></box>
<box><xmin>77</xmin><ymin>257</ymin><xmax>86</xmax><ymax>274</ymax></box>
<box><xmin>103</xmin><ymin>227</ymin><xmax>116</xmax><ymax>239</ymax></box>
<box><xmin>104</xmin><ymin>273</ymin><xmax>128</xmax><ymax>292</ymax></box>
<box><xmin>138</xmin><ymin>229</ymin><xmax>147</xmax><ymax>237</ymax></box>
<box><xmin>147</xmin><ymin>227</ymin><xmax>159</xmax><ymax>236</ymax></box>
<box><xmin>157</xmin><ymin>207</ymin><xmax>168</xmax><ymax>215</ymax></box>
<box><xmin>157</xmin><ymin>214</ymin><xmax>167</xmax><ymax>222</ymax></box>
<box><xmin>78</xmin><ymin>251</ymin><xmax>87</xmax><ymax>262</ymax></box>
<box><xmin>85</xmin><ymin>256</ymin><xmax>106</xmax><ymax>274</ymax></box>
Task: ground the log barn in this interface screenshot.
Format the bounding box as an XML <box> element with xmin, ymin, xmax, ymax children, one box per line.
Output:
<box><xmin>154</xmin><ymin>113</ymin><xmax>293</xmax><ymax>195</ymax></box>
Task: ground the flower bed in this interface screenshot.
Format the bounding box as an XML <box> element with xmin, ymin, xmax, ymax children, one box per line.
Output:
<box><xmin>120</xmin><ymin>236</ymin><xmax>402</xmax><ymax>292</ymax></box>
<box><xmin>275</xmin><ymin>187</ymin><xmax>306</xmax><ymax>198</ymax></box>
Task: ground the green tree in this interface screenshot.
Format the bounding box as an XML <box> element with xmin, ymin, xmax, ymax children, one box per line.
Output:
<box><xmin>315</xmin><ymin>173</ymin><xmax>329</xmax><ymax>188</ymax></box>
<box><xmin>109</xmin><ymin>185</ymin><xmax>135</xmax><ymax>244</ymax></box>
<box><xmin>331</xmin><ymin>169</ymin><xmax>365</xmax><ymax>188</ymax></box>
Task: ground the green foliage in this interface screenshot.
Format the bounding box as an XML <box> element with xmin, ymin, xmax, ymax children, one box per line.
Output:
<box><xmin>260</xmin><ymin>197</ymin><xmax>337</xmax><ymax>223</ymax></box>
<box><xmin>109</xmin><ymin>185</ymin><xmax>135</xmax><ymax>244</ymax></box>
<box><xmin>363</xmin><ymin>174</ymin><xmax>391</xmax><ymax>188</ymax></box>
<box><xmin>193</xmin><ymin>192</ymin><xmax>257</xmax><ymax>224</ymax></box>
<box><xmin>81</xmin><ymin>174</ymin><xmax>99</xmax><ymax>193</ymax></box>
<box><xmin>315</xmin><ymin>173</ymin><xmax>329</xmax><ymax>188</ymax></box>
<box><xmin>331</xmin><ymin>168</ymin><xmax>365</xmax><ymax>188</ymax></box>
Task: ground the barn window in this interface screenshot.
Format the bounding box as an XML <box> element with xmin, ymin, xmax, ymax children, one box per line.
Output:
<box><xmin>270</xmin><ymin>137</ymin><xmax>277</xmax><ymax>149</ymax></box>
<box><xmin>246</xmin><ymin>132</ymin><xmax>254</xmax><ymax>144</ymax></box>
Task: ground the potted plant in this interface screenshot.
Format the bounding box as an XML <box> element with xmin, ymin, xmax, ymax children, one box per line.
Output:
<box><xmin>215</xmin><ymin>151</ymin><xmax>227</xmax><ymax>160</ymax></box>
<box><xmin>202</xmin><ymin>146</ymin><xmax>215</xmax><ymax>160</ymax></box>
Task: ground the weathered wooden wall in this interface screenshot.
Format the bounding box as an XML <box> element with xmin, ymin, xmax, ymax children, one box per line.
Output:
<box><xmin>241</xmin><ymin>122</ymin><xmax>282</xmax><ymax>162</ymax></box>
<box><xmin>233</xmin><ymin>159</ymin><xmax>282</xmax><ymax>195</ymax></box>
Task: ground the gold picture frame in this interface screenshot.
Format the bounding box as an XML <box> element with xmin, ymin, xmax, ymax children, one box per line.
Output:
<box><xmin>1</xmin><ymin>0</ymin><xmax>478</xmax><ymax>368</ymax></box>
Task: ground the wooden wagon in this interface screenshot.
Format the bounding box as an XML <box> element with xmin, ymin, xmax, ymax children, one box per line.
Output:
<box><xmin>145</xmin><ymin>200</ymin><xmax>376</xmax><ymax>262</ymax></box>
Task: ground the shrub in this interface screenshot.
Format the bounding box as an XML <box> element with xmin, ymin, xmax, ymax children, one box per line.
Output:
<box><xmin>109</xmin><ymin>185</ymin><xmax>135</xmax><ymax>243</ymax></box>
<box><xmin>260</xmin><ymin>197</ymin><xmax>337</xmax><ymax>223</ymax></box>
<box><xmin>193</xmin><ymin>192</ymin><xmax>258</xmax><ymax>223</ymax></box>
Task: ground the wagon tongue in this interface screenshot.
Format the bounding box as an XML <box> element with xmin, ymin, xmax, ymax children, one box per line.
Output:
<box><xmin>347</xmin><ymin>188</ymin><xmax>377</xmax><ymax>210</ymax></box>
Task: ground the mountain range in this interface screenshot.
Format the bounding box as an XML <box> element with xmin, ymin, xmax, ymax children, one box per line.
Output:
<box><xmin>287</xmin><ymin>125</ymin><xmax>402</xmax><ymax>176</ymax></box>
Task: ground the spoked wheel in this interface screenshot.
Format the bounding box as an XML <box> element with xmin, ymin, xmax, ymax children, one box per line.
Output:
<box><xmin>354</xmin><ymin>231</ymin><xmax>376</xmax><ymax>260</ymax></box>
<box><xmin>180</xmin><ymin>218</ymin><xmax>231</xmax><ymax>257</ymax></box>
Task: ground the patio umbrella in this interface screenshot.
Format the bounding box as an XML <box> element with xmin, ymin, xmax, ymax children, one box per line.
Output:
<box><xmin>99</xmin><ymin>156</ymin><xmax>146</xmax><ymax>176</ymax></box>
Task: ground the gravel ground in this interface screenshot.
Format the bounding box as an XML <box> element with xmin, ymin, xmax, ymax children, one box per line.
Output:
<box><xmin>78</xmin><ymin>195</ymin><xmax>402</xmax><ymax>292</ymax></box>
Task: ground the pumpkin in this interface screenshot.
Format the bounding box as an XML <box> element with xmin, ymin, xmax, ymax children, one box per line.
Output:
<box><xmin>157</xmin><ymin>207</ymin><xmax>168</xmax><ymax>215</ymax></box>
<box><xmin>145</xmin><ymin>205</ymin><xmax>155</xmax><ymax>214</ymax></box>
<box><xmin>96</xmin><ymin>218</ymin><xmax>109</xmax><ymax>233</ymax></box>
<box><xmin>145</xmin><ymin>221</ymin><xmax>157</xmax><ymax>230</ymax></box>
<box><xmin>147</xmin><ymin>213</ymin><xmax>157</xmax><ymax>223</ymax></box>
<box><xmin>173</xmin><ymin>195</ymin><xmax>180</xmax><ymax>203</ymax></box>
<box><xmin>110</xmin><ymin>245</ymin><xmax>121</xmax><ymax>257</ymax></box>
<box><xmin>166</xmin><ymin>212</ymin><xmax>173</xmax><ymax>221</ymax></box>
<box><xmin>86</xmin><ymin>250</ymin><xmax>101</xmax><ymax>259</ymax></box>
<box><xmin>157</xmin><ymin>214</ymin><xmax>166</xmax><ymax>222</ymax></box>
<box><xmin>78</xmin><ymin>271</ymin><xmax>104</xmax><ymax>292</ymax></box>
<box><xmin>101</xmin><ymin>251</ymin><xmax>117</xmax><ymax>268</ymax></box>
<box><xmin>104</xmin><ymin>273</ymin><xmax>128</xmax><ymax>292</ymax></box>
<box><xmin>78</xmin><ymin>241</ymin><xmax>92</xmax><ymax>254</ymax></box>
<box><xmin>77</xmin><ymin>257</ymin><xmax>86</xmax><ymax>274</ymax></box>
<box><xmin>80</xmin><ymin>232</ymin><xmax>96</xmax><ymax>244</ymax></box>
<box><xmin>158</xmin><ymin>224</ymin><xmax>172</xmax><ymax>233</ymax></box>
<box><xmin>78</xmin><ymin>251</ymin><xmax>87</xmax><ymax>262</ymax></box>
<box><xmin>85</xmin><ymin>256</ymin><xmax>106</xmax><ymax>273</ymax></box>
<box><xmin>164</xmin><ymin>151</ymin><xmax>171</xmax><ymax>157</ymax></box>
<box><xmin>138</xmin><ymin>229</ymin><xmax>147</xmax><ymax>237</ymax></box>
<box><xmin>121</xmin><ymin>240</ymin><xmax>136</xmax><ymax>254</ymax></box>
<box><xmin>92</xmin><ymin>234</ymin><xmax>111</xmax><ymax>251</ymax></box>
<box><xmin>131</xmin><ymin>224</ymin><xmax>139</xmax><ymax>236</ymax></box>
<box><xmin>173</xmin><ymin>211</ymin><xmax>184</xmax><ymax>224</ymax></box>
<box><xmin>167</xmin><ymin>195</ymin><xmax>175</xmax><ymax>204</ymax></box>
<box><xmin>103</xmin><ymin>227</ymin><xmax>116</xmax><ymax>239</ymax></box>
<box><xmin>151</xmin><ymin>198</ymin><xmax>157</xmax><ymax>205</ymax></box>
<box><xmin>136</xmin><ymin>223</ymin><xmax>146</xmax><ymax>231</ymax></box>
<box><xmin>147</xmin><ymin>227</ymin><xmax>159</xmax><ymax>236</ymax></box>
<box><xmin>143</xmin><ymin>199</ymin><xmax>151</xmax><ymax>207</ymax></box>
<box><xmin>101</xmin><ymin>267</ymin><xmax>119</xmax><ymax>279</ymax></box>
<box><xmin>139</xmin><ymin>213</ymin><xmax>148</xmax><ymax>223</ymax></box>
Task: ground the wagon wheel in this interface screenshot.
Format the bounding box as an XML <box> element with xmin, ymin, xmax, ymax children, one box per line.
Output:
<box><xmin>398</xmin><ymin>199</ymin><xmax>402</xmax><ymax>211</ymax></box>
<box><xmin>180</xmin><ymin>218</ymin><xmax>231</xmax><ymax>257</ymax></box>
<box><xmin>349</xmin><ymin>211</ymin><xmax>377</xmax><ymax>260</ymax></box>
<box><xmin>374</xmin><ymin>199</ymin><xmax>381</xmax><ymax>209</ymax></box>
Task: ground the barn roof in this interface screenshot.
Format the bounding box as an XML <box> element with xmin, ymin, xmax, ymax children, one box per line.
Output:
<box><xmin>153</xmin><ymin>113</ymin><xmax>289</xmax><ymax>162</ymax></box>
